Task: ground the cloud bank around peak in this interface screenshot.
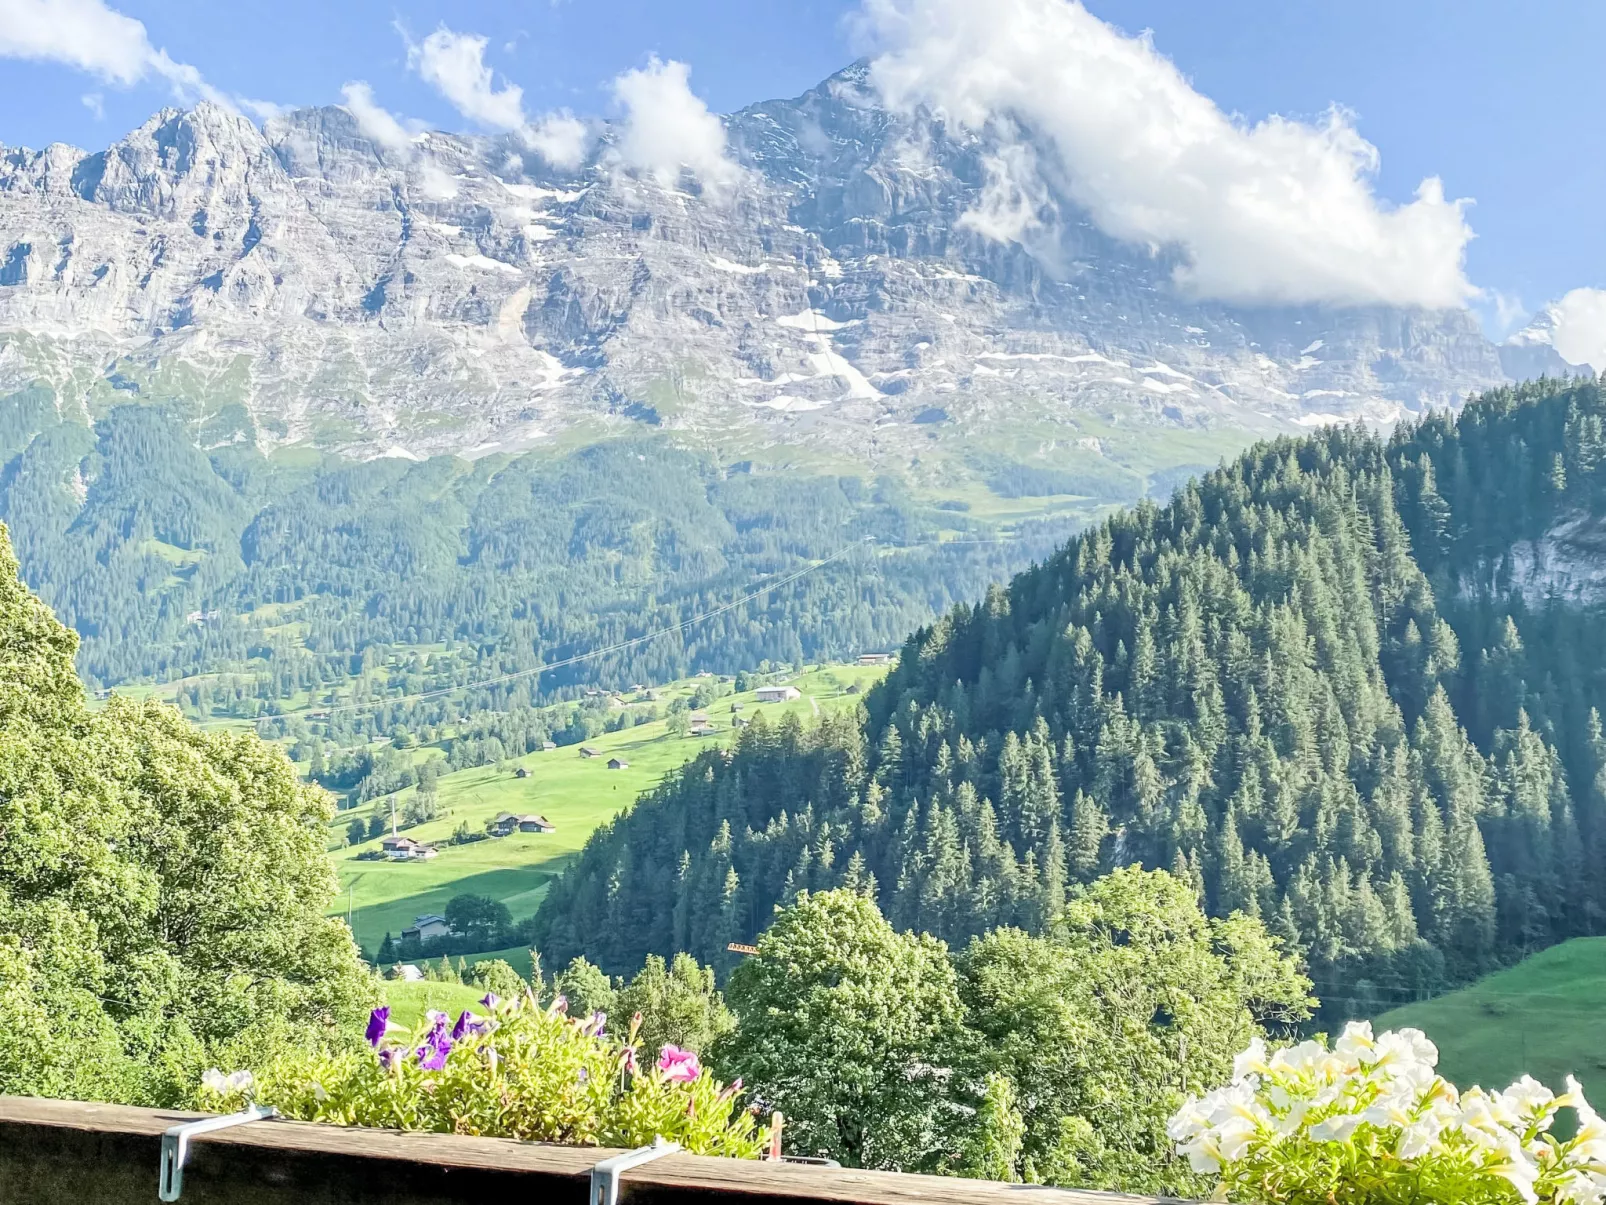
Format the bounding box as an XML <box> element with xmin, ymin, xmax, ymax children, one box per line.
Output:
<box><xmin>858</xmin><ymin>0</ymin><xmax>1477</xmax><ymax>310</ymax></box>
<box><xmin>340</xmin><ymin>82</ymin><xmax>418</xmax><ymax>155</ymax></box>
<box><xmin>399</xmin><ymin>24</ymin><xmax>590</xmax><ymax>170</ymax></box>
<box><xmin>1545</xmin><ymin>289</ymin><xmax>1606</xmax><ymax>374</ymax></box>
<box><xmin>610</xmin><ymin>57</ymin><xmax>740</xmax><ymax>192</ymax></box>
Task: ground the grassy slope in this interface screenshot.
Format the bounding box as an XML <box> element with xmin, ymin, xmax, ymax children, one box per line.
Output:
<box><xmin>1374</xmin><ymin>938</ymin><xmax>1606</xmax><ymax>1101</ymax></box>
<box><xmin>381</xmin><ymin>980</ymin><xmax>486</xmax><ymax>1030</ymax></box>
<box><xmin>327</xmin><ymin>663</ymin><xmax>887</xmax><ymax>953</ymax></box>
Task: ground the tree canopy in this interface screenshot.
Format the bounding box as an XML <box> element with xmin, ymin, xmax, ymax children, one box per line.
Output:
<box><xmin>0</xmin><ymin>522</ymin><xmax>373</xmax><ymax>1102</ymax></box>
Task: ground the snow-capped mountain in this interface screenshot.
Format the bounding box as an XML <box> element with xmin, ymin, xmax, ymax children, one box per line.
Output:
<box><xmin>0</xmin><ymin>65</ymin><xmax>1576</xmax><ymax>464</ymax></box>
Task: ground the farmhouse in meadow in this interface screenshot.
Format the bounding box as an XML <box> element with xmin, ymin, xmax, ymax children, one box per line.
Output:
<box><xmin>857</xmin><ymin>652</ymin><xmax>894</xmax><ymax>666</ymax></box>
<box><xmin>755</xmin><ymin>685</ymin><xmax>802</xmax><ymax>703</ymax></box>
<box><xmin>401</xmin><ymin>915</ymin><xmax>451</xmax><ymax>943</ymax></box>
<box><xmin>579</xmin><ymin>746</ymin><xmax>601</xmax><ymax>758</ymax></box>
<box><xmin>607</xmin><ymin>757</ymin><xmax>629</xmax><ymax>770</ymax></box>
<box><xmin>380</xmin><ymin>835</ymin><xmax>437</xmax><ymax>861</ymax></box>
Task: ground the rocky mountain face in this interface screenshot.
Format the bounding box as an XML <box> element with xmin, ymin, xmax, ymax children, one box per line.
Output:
<box><xmin>0</xmin><ymin>65</ymin><xmax>1576</xmax><ymax>468</ymax></box>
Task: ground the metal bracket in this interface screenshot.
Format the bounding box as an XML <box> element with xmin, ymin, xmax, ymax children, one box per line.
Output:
<box><xmin>589</xmin><ymin>1137</ymin><xmax>681</xmax><ymax>1205</ymax></box>
<box><xmin>158</xmin><ymin>1104</ymin><xmax>277</xmax><ymax>1202</ymax></box>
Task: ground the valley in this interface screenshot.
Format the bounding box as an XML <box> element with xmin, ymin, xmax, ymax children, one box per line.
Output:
<box><xmin>2</xmin><ymin>10</ymin><xmax>1605</xmax><ymax>1197</ymax></box>
<box><xmin>322</xmin><ymin>661</ymin><xmax>889</xmax><ymax>954</ymax></box>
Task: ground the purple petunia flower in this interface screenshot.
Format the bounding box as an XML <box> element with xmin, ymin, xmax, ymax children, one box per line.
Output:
<box><xmin>415</xmin><ymin>1032</ymin><xmax>453</xmax><ymax>1071</ymax></box>
<box><xmin>365</xmin><ymin>1006</ymin><xmax>390</xmax><ymax>1048</ymax></box>
<box><xmin>413</xmin><ymin>1011</ymin><xmax>455</xmax><ymax>1070</ymax></box>
<box><xmin>621</xmin><ymin>1045</ymin><xmax>639</xmax><ymax>1077</ymax></box>
<box><xmin>584</xmin><ymin>1010</ymin><xmax>607</xmax><ymax>1037</ymax></box>
<box><xmin>378</xmin><ymin>1047</ymin><xmax>401</xmax><ymax>1072</ymax></box>
<box><xmin>550</xmin><ymin>993</ymin><xmax>569</xmax><ymax>1016</ymax></box>
<box><xmin>480</xmin><ymin>992</ymin><xmax>501</xmax><ymax>1010</ymax></box>
<box><xmin>451</xmin><ymin>1010</ymin><xmax>488</xmax><ymax>1041</ymax></box>
<box><xmin>658</xmin><ymin>1044</ymin><xmax>701</xmax><ymax>1083</ymax></box>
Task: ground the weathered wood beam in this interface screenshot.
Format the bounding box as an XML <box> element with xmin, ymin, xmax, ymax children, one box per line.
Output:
<box><xmin>0</xmin><ymin>1095</ymin><xmax>1183</xmax><ymax>1205</ymax></box>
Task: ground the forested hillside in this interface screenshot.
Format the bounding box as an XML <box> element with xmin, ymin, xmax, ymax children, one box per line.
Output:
<box><xmin>0</xmin><ymin>394</ymin><xmax>1073</xmax><ymax>700</ymax></box>
<box><xmin>535</xmin><ymin>375</ymin><xmax>1606</xmax><ymax>1013</ymax></box>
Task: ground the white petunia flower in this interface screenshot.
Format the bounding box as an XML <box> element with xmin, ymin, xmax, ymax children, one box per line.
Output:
<box><xmin>1310</xmin><ymin>1112</ymin><xmax>1364</xmax><ymax>1142</ymax></box>
<box><xmin>1334</xmin><ymin>1020</ymin><xmax>1375</xmax><ymax>1062</ymax></box>
<box><xmin>1233</xmin><ymin>1036</ymin><xmax>1269</xmax><ymax>1083</ymax></box>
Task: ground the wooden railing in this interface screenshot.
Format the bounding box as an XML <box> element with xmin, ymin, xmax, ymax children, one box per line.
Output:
<box><xmin>0</xmin><ymin>1095</ymin><xmax>1184</xmax><ymax>1204</ymax></box>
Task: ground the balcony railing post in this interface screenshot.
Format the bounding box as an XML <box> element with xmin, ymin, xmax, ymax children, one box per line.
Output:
<box><xmin>157</xmin><ymin>1104</ymin><xmax>277</xmax><ymax>1201</ymax></box>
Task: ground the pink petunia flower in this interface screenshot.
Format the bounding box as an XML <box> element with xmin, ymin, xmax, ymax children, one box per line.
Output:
<box><xmin>658</xmin><ymin>1044</ymin><xmax>701</xmax><ymax>1083</ymax></box>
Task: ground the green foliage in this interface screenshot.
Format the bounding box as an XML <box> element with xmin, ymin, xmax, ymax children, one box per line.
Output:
<box><xmin>198</xmin><ymin>998</ymin><xmax>769</xmax><ymax>1157</ymax></box>
<box><xmin>0</xmin><ymin>520</ymin><xmax>374</xmax><ymax>1103</ymax></box>
<box><xmin>444</xmin><ymin>894</ymin><xmax>512</xmax><ymax>947</ymax></box>
<box><xmin>716</xmin><ymin>890</ymin><xmax>968</xmax><ymax>1170</ymax></box>
<box><xmin>555</xmin><ymin>956</ymin><xmax>617</xmax><ymax>1018</ymax></box>
<box><xmin>614</xmin><ymin>953</ymin><xmax>734</xmax><ymax>1057</ymax></box>
<box><xmin>537</xmin><ymin>377</ymin><xmax>1606</xmax><ymax>1020</ymax></box>
<box><xmin>955</xmin><ymin>869</ymin><xmax>1311</xmax><ymax>1194</ymax></box>
<box><xmin>467</xmin><ymin>959</ymin><xmax>526</xmax><ymax>1000</ymax></box>
<box><xmin>960</xmin><ymin>1074</ymin><xmax>1025</xmax><ymax>1183</ymax></box>
<box><xmin>0</xmin><ymin>404</ymin><xmax>1069</xmax><ymax>704</ymax></box>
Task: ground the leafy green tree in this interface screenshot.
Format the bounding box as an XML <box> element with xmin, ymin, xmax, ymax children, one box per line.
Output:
<box><xmin>555</xmin><ymin>956</ymin><xmax>616</xmax><ymax>1017</ymax></box>
<box><xmin>957</xmin><ymin>874</ymin><xmax>1310</xmax><ymax>1195</ymax></box>
<box><xmin>955</xmin><ymin>869</ymin><xmax>1312</xmax><ymax>1195</ymax></box>
<box><xmin>615</xmin><ymin>953</ymin><xmax>733</xmax><ymax>1055</ymax></box>
<box><xmin>470</xmin><ymin>958</ymin><xmax>526</xmax><ymax>1000</ymax></box>
<box><xmin>717</xmin><ymin>890</ymin><xmax>967</xmax><ymax>1170</ymax></box>
<box><xmin>959</xmin><ymin>1073</ymin><xmax>1025</xmax><ymax>1183</ymax></box>
<box><xmin>0</xmin><ymin>523</ymin><xmax>374</xmax><ymax>1103</ymax></box>
<box><xmin>346</xmin><ymin>817</ymin><xmax>366</xmax><ymax>846</ymax></box>
<box><xmin>445</xmin><ymin>894</ymin><xmax>512</xmax><ymax>947</ymax></box>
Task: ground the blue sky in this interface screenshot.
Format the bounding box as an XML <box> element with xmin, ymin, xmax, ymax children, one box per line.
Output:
<box><xmin>1</xmin><ymin>0</ymin><xmax>1602</xmax><ymax>335</ymax></box>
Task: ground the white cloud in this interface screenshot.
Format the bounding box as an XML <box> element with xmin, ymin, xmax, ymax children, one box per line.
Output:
<box><xmin>611</xmin><ymin>57</ymin><xmax>739</xmax><ymax>191</ymax></box>
<box><xmin>400</xmin><ymin>24</ymin><xmax>589</xmax><ymax>169</ymax></box>
<box><xmin>408</xmin><ymin>26</ymin><xmax>526</xmax><ymax>132</ymax></box>
<box><xmin>341</xmin><ymin>82</ymin><xmax>417</xmax><ymax>155</ymax></box>
<box><xmin>525</xmin><ymin>111</ymin><xmax>590</xmax><ymax>171</ymax></box>
<box><xmin>417</xmin><ymin>161</ymin><xmax>459</xmax><ymax>200</ymax></box>
<box><xmin>1547</xmin><ymin>289</ymin><xmax>1606</xmax><ymax>373</ymax></box>
<box><xmin>0</xmin><ymin>0</ymin><xmax>153</xmax><ymax>84</ymax></box>
<box><xmin>857</xmin><ymin>0</ymin><xmax>1476</xmax><ymax>309</ymax></box>
<box><xmin>0</xmin><ymin>0</ymin><xmax>273</xmax><ymax>115</ymax></box>
<box><xmin>81</xmin><ymin>91</ymin><xmax>104</xmax><ymax>119</ymax></box>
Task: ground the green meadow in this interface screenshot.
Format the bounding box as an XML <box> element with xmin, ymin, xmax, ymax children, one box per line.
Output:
<box><xmin>1375</xmin><ymin>937</ymin><xmax>1606</xmax><ymax>1104</ymax></box>
<box><xmin>381</xmin><ymin>980</ymin><xmax>487</xmax><ymax>1030</ymax></box>
<box><xmin>327</xmin><ymin>663</ymin><xmax>888</xmax><ymax>954</ymax></box>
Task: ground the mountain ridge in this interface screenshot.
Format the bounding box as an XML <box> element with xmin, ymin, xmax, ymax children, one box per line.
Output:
<box><xmin>0</xmin><ymin>66</ymin><xmax>1578</xmax><ymax>469</ymax></box>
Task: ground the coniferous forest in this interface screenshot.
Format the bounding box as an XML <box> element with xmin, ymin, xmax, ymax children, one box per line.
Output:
<box><xmin>0</xmin><ymin>389</ymin><xmax>1072</xmax><ymax>695</ymax></box>
<box><xmin>535</xmin><ymin>375</ymin><xmax>1606</xmax><ymax>1016</ymax></box>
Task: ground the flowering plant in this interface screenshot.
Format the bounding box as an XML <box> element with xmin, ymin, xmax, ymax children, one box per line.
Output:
<box><xmin>1168</xmin><ymin>1022</ymin><xmax>1606</xmax><ymax>1204</ymax></box>
<box><xmin>196</xmin><ymin>992</ymin><xmax>766</xmax><ymax>1158</ymax></box>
